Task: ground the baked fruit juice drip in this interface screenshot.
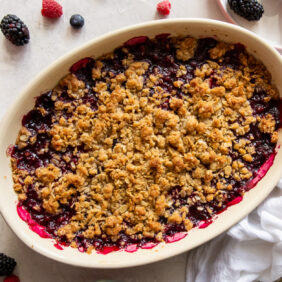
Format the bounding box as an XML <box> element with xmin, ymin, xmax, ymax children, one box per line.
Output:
<box><xmin>10</xmin><ymin>35</ymin><xmax>281</xmax><ymax>253</ymax></box>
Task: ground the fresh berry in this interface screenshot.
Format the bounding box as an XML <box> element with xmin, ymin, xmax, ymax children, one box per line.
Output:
<box><xmin>41</xmin><ymin>0</ymin><xmax>63</xmax><ymax>19</ymax></box>
<box><xmin>0</xmin><ymin>15</ymin><xmax>30</xmax><ymax>46</ymax></box>
<box><xmin>4</xmin><ymin>275</ymin><xmax>20</xmax><ymax>282</ymax></box>
<box><xmin>70</xmin><ymin>14</ymin><xmax>85</xmax><ymax>29</ymax></box>
<box><xmin>157</xmin><ymin>0</ymin><xmax>171</xmax><ymax>16</ymax></box>
<box><xmin>0</xmin><ymin>253</ymin><xmax>16</xmax><ymax>276</ymax></box>
<box><xmin>228</xmin><ymin>0</ymin><xmax>264</xmax><ymax>21</ymax></box>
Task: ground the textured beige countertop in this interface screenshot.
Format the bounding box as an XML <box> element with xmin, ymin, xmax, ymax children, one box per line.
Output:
<box><xmin>0</xmin><ymin>1</ymin><xmax>225</xmax><ymax>281</ymax></box>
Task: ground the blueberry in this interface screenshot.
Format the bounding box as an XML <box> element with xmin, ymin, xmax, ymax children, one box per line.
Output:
<box><xmin>70</xmin><ymin>14</ymin><xmax>84</xmax><ymax>29</ymax></box>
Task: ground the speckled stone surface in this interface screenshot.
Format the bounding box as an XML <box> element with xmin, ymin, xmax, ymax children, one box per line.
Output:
<box><xmin>0</xmin><ymin>1</ymin><xmax>225</xmax><ymax>281</ymax></box>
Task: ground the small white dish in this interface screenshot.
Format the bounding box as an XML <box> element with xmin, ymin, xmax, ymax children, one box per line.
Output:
<box><xmin>216</xmin><ymin>0</ymin><xmax>282</xmax><ymax>52</ymax></box>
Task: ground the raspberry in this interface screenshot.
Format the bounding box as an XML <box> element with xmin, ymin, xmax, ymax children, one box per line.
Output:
<box><xmin>4</xmin><ymin>275</ymin><xmax>20</xmax><ymax>282</ymax></box>
<box><xmin>157</xmin><ymin>0</ymin><xmax>171</xmax><ymax>16</ymax></box>
<box><xmin>0</xmin><ymin>15</ymin><xmax>30</xmax><ymax>46</ymax></box>
<box><xmin>0</xmin><ymin>253</ymin><xmax>16</xmax><ymax>276</ymax></box>
<box><xmin>41</xmin><ymin>0</ymin><xmax>63</xmax><ymax>19</ymax></box>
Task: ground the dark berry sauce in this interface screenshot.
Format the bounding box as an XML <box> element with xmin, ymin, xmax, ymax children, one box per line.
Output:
<box><xmin>12</xmin><ymin>35</ymin><xmax>281</xmax><ymax>253</ymax></box>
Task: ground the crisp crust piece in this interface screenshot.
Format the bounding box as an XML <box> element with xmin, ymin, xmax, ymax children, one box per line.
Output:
<box><xmin>11</xmin><ymin>36</ymin><xmax>280</xmax><ymax>252</ymax></box>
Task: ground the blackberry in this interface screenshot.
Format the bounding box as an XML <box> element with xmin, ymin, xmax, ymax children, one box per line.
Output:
<box><xmin>0</xmin><ymin>14</ymin><xmax>30</xmax><ymax>46</ymax></box>
<box><xmin>228</xmin><ymin>0</ymin><xmax>264</xmax><ymax>21</ymax></box>
<box><xmin>70</xmin><ymin>14</ymin><xmax>85</xmax><ymax>29</ymax></box>
<box><xmin>0</xmin><ymin>253</ymin><xmax>16</xmax><ymax>276</ymax></box>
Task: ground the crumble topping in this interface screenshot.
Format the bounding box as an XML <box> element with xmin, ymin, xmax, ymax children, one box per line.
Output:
<box><xmin>11</xmin><ymin>35</ymin><xmax>281</xmax><ymax>253</ymax></box>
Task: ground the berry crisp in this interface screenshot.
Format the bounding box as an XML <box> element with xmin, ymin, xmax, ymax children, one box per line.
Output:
<box><xmin>10</xmin><ymin>35</ymin><xmax>281</xmax><ymax>253</ymax></box>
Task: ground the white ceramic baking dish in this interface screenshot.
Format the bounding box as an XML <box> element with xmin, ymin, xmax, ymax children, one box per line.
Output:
<box><xmin>0</xmin><ymin>19</ymin><xmax>281</xmax><ymax>268</ymax></box>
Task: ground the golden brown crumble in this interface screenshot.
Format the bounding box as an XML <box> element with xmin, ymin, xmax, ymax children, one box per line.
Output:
<box><xmin>11</xmin><ymin>36</ymin><xmax>280</xmax><ymax>251</ymax></box>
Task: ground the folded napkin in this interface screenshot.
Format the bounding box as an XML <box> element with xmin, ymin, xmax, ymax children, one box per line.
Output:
<box><xmin>186</xmin><ymin>179</ymin><xmax>282</xmax><ymax>282</ymax></box>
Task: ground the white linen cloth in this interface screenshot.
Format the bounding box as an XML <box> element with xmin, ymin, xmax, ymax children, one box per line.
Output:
<box><xmin>186</xmin><ymin>179</ymin><xmax>282</xmax><ymax>282</ymax></box>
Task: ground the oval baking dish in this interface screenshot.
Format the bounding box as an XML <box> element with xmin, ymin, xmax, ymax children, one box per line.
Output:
<box><xmin>0</xmin><ymin>19</ymin><xmax>282</xmax><ymax>268</ymax></box>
